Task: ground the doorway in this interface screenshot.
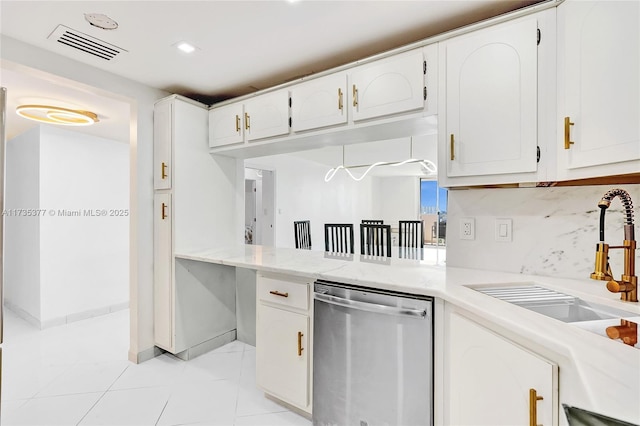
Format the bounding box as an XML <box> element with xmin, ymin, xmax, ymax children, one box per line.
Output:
<box><xmin>1</xmin><ymin>62</ymin><xmax>133</xmax><ymax>366</ymax></box>
<box><xmin>244</xmin><ymin>167</ymin><xmax>275</xmax><ymax>246</ymax></box>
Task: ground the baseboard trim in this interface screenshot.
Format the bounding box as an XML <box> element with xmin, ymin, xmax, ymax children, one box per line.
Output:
<box><xmin>4</xmin><ymin>301</ymin><xmax>129</xmax><ymax>330</ymax></box>
<box><xmin>4</xmin><ymin>301</ymin><xmax>41</xmax><ymax>328</ymax></box>
<box><xmin>264</xmin><ymin>393</ymin><xmax>312</xmax><ymax>419</ymax></box>
<box><xmin>129</xmin><ymin>346</ymin><xmax>163</xmax><ymax>364</ymax></box>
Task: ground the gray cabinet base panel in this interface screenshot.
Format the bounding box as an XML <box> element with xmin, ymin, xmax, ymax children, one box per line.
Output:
<box><xmin>174</xmin><ymin>329</ymin><xmax>237</xmax><ymax>361</ymax></box>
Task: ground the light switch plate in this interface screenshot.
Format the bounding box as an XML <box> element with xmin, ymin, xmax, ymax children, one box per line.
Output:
<box><xmin>495</xmin><ymin>218</ymin><xmax>512</xmax><ymax>242</ymax></box>
<box><xmin>460</xmin><ymin>217</ymin><xmax>475</xmax><ymax>240</ymax></box>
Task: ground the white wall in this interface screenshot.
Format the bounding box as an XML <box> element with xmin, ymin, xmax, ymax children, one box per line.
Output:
<box><xmin>371</xmin><ymin>176</ymin><xmax>420</xmax><ymax>226</ymax></box>
<box><xmin>446</xmin><ymin>184</ymin><xmax>640</xmax><ymax>281</ymax></box>
<box><xmin>38</xmin><ymin>126</ymin><xmax>129</xmax><ymax>324</ymax></box>
<box><xmin>1</xmin><ymin>35</ymin><xmax>168</xmax><ymax>361</ymax></box>
<box><xmin>4</xmin><ymin>126</ymin><xmax>129</xmax><ymax>326</ymax></box>
<box><xmin>4</xmin><ymin>127</ymin><xmax>41</xmax><ymax>322</ymax></box>
<box><xmin>247</xmin><ymin>154</ymin><xmax>374</xmax><ymax>251</ymax></box>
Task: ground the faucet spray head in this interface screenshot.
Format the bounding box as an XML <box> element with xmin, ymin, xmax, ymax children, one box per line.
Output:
<box><xmin>590</xmin><ymin>242</ymin><xmax>612</xmax><ymax>281</ymax></box>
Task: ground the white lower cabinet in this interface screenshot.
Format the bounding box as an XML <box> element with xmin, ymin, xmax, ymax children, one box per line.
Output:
<box><xmin>447</xmin><ymin>311</ymin><xmax>558</xmax><ymax>426</ymax></box>
<box><xmin>256</xmin><ymin>273</ymin><xmax>312</xmax><ymax>414</ymax></box>
<box><xmin>257</xmin><ymin>306</ymin><xmax>309</xmax><ymax>408</ymax></box>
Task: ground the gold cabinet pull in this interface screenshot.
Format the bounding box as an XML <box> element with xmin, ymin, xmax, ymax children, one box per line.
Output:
<box><xmin>529</xmin><ymin>388</ymin><xmax>544</xmax><ymax>426</ymax></box>
<box><xmin>564</xmin><ymin>116</ymin><xmax>575</xmax><ymax>149</ymax></box>
<box><xmin>161</xmin><ymin>202</ymin><xmax>167</xmax><ymax>220</ymax></box>
<box><xmin>352</xmin><ymin>84</ymin><xmax>358</xmax><ymax>107</ymax></box>
<box><xmin>450</xmin><ymin>134</ymin><xmax>455</xmax><ymax>160</ymax></box>
<box><xmin>245</xmin><ymin>112</ymin><xmax>250</xmax><ymax>130</ymax></box>
<box><xmin>297</xmin><ymin>331</ymin><xmax>304</xmax><ymax>356</ymax></box>
<box><xmin>235</xmin><ymin>114</ymin><xmax>240</xmax><ymax>133</ymax></box>
<box><xmin>269</xmin><ymin>290</ymin><xmax>289</xmax><ymax>298</ymax></box>
<box><xmin>338</xmin><ymin>88</ymin><xmax>343</xmax><ymax>111</ymax></box>
<box><xmin>161</xmin><ymin>162</ymin><xmax>167</xmax><ymax>180</ymax></box>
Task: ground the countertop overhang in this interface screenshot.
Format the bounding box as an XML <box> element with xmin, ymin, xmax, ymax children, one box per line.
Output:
<box><xmin>176</xmin><ymin>244</ymin><xmax>640</xmax><ymax>349</ymax></box>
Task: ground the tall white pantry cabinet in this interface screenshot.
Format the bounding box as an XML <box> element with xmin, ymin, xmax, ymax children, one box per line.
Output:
<box><xmin>153</xmin><ymin>95</ymin><xmax>237</xmax><ymax>357</ymax></box>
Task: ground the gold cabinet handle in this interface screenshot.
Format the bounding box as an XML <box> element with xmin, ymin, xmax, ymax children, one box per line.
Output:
<box><xmin>161</xmin><ymin>162</ymin><xmax>167</xmax><ymax>180</ymax></box>
<box><xmin>450</xmin><ymin>134</ymin><xmax>455</xmax><ymax>160</ymax></box>
<box><xmin>564</xmin><ymin>116</ymin><xmax>575</xmax><ymax>149</ymax></box>
<box><xmin>338</xmin><ymin>88</ymin><xmax>343</xmax><ymax>111</ymax></box>
<box><xmin>235</xmin><ymin>114</ymin><xmax>240</xmax><ymax>133</ymax></box>
<box><xmin>161</xmin><ymin>202</ymin><xmax>167</xmax><ymax>220</ymax></box>
<box><xmin>245</xmin><ymin>112</ymin><xmax>250</xmax><ymax>130</ymax></box>
<box><xmin>352</xmin><ymin>84</ymin><xmax>358</xmax><ymax>107</ymax></box>
<box><xmin>269</xmin><ymin>290</ymin><xmax>289</xmax><ymax>298</ymax></box>
<box><xmin>529</xmin><ymin>388</ymin><xmax>544</xmax><ymax>426</ymax></box>
<box><xmin>297</xmin><ymin>331</ymin><xmax>304</xmax><ymax>356</ymax></box>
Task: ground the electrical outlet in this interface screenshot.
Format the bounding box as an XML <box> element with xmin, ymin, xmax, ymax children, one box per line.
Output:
<box><xmin>460</xmin><ymin>217</ymin><xmax>475</xmax><ymax>240</ymax></box>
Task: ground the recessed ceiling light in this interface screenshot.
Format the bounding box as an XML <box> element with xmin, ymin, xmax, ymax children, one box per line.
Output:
<box><xmin>176</xmin><ymin>42</ymin><xmax>196</xmax><ymax>54</ymax></box>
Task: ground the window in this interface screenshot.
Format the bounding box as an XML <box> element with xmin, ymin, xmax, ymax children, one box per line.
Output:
<box><xmin>420</xmin><ymin>179</ymin><xmax>447</xmax><ymax>263</ymax></box>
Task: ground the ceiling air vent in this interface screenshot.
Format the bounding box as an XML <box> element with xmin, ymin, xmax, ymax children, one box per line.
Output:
<box><xmin>47</xmin><ymin>24</ymin><xmax>127</xmax><ymax>61</ymax></box>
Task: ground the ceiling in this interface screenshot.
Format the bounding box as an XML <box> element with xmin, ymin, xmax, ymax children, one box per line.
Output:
<box><xmin>0</xmin><ymin>0</ymin><xmax>543</xmax><ymax>144</ymax></box>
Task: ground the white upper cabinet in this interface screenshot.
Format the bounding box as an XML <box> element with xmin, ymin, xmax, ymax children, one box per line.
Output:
<box><xmin>291</xmin><ymin>73</ymin><xmax>348</xmax><ymax>132</ymax></box>
<box><xmin>209</xmin><ymin>89</ymin><xmax>290</xmax><ymax>147</ymax></box>
<box><xmin>209</xmin><ymin>102</ymin><xmax>244</xmax><ymax>148</ymax></box>
<box><xmin>351</xmin><ymin>49</ymin><xmax>425</xmax><ymax>122</ymax></box>
<box><xmin>244</xmin><ymin>89</ymin><xmax>290</xmax><ymax>142</ymax></box>
<box><xmin>444</xmin><ymin>16</ymin><xmax>539</xmax><ymax>179</ymax></box>
<box><xmin>557</xmin><ymin>0</ymin><xmax>640</xmax><ymax>179</ymax></box>
<box><xmin>208</xmin><ymin>46</ymin><xmax>437</xmax><ymax>155</ymax></box>
<box><xmin>154</xmin><ymin>100</ymin><xmax>172</xmax><ymax>190</ymax></box>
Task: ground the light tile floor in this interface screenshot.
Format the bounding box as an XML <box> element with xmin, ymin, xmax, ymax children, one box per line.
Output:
<box><xmin>1</xmin><ymin>308</ymin><xmax>311</xmax><ymax>426</ymax></box>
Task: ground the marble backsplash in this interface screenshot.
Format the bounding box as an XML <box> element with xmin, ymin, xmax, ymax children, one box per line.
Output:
<box><xmin>446</xmin><ymin>184</ymin><xmax>640</xmax><ymax>281</ymax></box>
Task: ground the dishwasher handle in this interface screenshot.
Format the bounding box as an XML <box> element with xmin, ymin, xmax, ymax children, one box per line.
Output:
<box><xmin>315</xmin><ymin>292</ymin><xmax>428</xmax><ymax>319</ymax></box>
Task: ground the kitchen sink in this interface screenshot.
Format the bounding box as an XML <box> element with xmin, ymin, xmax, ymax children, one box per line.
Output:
<box><xmin>471</xmin><ymin>284</ymin><xmax>635</xmax><ymax>323</ymax></box>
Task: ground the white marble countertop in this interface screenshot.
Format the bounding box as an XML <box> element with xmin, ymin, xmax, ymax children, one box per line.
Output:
<box><xmin>175</xmin><ymin>244</ymin><xmax>640</xmax><ymax>424</ymax></box>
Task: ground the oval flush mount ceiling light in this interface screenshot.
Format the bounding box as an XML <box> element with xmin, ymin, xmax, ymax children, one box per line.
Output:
<box><xmin>84</xmin><ymin>13</ymin><xmax>118</xmax><ymax>30</ymax></box>
<box><xmin>16</xmin><ymin>105</ymin><xmax>99</xmax><ymax>126</ymax></box>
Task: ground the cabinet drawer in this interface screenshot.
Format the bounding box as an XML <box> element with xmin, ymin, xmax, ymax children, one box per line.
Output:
<box><xmin>258</xmin><ymin>275</ymin><xmax>310</xmax><ymax>311</ymax></box>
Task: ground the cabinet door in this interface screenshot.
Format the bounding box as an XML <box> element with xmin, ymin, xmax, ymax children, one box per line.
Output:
<box><xmin>256</xmin><ymin>304</ymin><xmax>309</xmax><ymax>409</ymax></box>
<box><xmin>209</xmin><ymin>102</ymin><xmax>244</xmax><ymax>148</ymax></box>
<box><xmin>154</xmin><ymin>100</ymin><xmax>172</xmax><ymax>190</ymax></box>
<box><xmin>445</xmin><ymin>17</ymin><xmax>538</xmax><ymax>177</ymax></box>
<box><xmin>558</xmin><ymin>0</ymin><xmax>640</xmax><ymax>174</ymax></box>
<box><xmin>291</xmin><ymin>73</ymin><xmax>348</xmax><ymax>132</ymax></box>
<box><xmin>244</xmin><ymin>89</ymin><xmax>290</xmax><ymax>142</ymax></box>
<box><xmin>153</xmin><ymin>192</ymin><xmax>173</xmax><ymax>351</ymax></box>
<box><xmin>448</xmin><ymin>313</ymin><xmax>557</xmax><ymax>426</ymax></box>
<box><xmin>351</xmin><ymin>50</ymin><xmax>425</xmax><ymax>122</ymax></box>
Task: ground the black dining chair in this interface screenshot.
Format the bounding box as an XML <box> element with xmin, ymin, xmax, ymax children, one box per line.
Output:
<box><xmin>361</xmin><ymin>219</ymin><xmax>384</xmax><ymax>225</ymax></box>
<box><xmin>360</xmin><ymin>223</ymin><xmax>392</xmax><ymax>257</ymax></box>
<box><xmin>294</xmin><ymin>220</ymin><xmax>312</xmax><ymax>250</ymax></box>
<box><xmin>324</xmin><ymin>223</ymin><xmax>354</xmax><ymax>254</ymax></box>
<box><xmin>399</xmin><ymin>220</ymin><xmax>424</xmax><ymax>249</ymax></box>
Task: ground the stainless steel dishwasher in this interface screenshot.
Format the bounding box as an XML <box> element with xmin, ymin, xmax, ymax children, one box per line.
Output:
<box><xmin>313</xmin><ymin>280</ymin><xmax>433</xmax><ymax>426</ymax></box>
